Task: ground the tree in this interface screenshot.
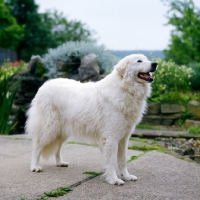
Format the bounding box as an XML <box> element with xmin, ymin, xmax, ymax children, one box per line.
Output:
<box><xmin>41</xmin><ymin>10</ymin><xmax>95</xmax><ymax>49</ymax></box>
<box><xmin>4</xmin><ymin>0</ymin><xmax>53</xmax><ymax>60</ymax></box>
<box><xmin>0</xmin><ymin>0</ymin><xmax>24</xmax><ymax>49</ymax></box>
<box><xmin>4</xmin><ymin>0</ymin><xmax>94</xmax><ymax>61</ymax></box>
<box><xmin>163</xmin><ymin>0</ymin><xmax>200</xmax><ymax>64</ymax></box>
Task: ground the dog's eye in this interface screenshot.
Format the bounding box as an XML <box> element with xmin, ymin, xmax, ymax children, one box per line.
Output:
<box><xmin>137</xmin><ymin>60</ymin><xmax>142</xmax><ymax>63</ymax></box>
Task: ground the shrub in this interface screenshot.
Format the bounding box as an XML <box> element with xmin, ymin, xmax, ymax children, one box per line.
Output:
<box><xmin>188</xmin><ymin>63</ymin><xmax>200</xmax><ymax>90</ymax></box>
<box><xmin>41</xmin><ymin>41</ymin><xmax>120</xmax><ymax>78</ymax></box>
<box><xmin>150</xmin><ymin>59</ymin><xmax>194</xmax><ymax>103</ymax></box>
<box><xmin>0</xmin><ymin>61</ymin><xmax>27</xmax><ymax>134</ymax></box>
<box><xmin>188</xmin><ymin>126</ymin><xmax>200</xmax><ymax>134</ymax></box>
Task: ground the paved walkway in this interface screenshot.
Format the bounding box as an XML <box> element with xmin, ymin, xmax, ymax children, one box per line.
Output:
<box><xmin>0</xmin><ymin>134</ymin><xmax>200</xmax><ymax>200</ymax></box>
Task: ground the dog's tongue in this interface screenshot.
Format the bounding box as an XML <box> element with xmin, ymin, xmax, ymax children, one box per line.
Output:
<box><xmin>143</xmin><ymin>73</ymin><xmax>154</xmax><ymax>80</ymax></box>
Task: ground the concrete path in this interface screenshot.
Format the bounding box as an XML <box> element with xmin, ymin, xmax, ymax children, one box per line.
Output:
<box><xmin>0</xmin><ymin>135</ymin><xmax>200</xmax><ymax>200</ymax></box>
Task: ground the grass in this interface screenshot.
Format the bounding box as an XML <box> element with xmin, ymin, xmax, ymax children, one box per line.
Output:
<box><xmin>129</xmin><ymin>137</ymin><xmax>196</xmax><ymax>163</ymax></box>
<box><xmin>37</xmin><ymin>187</ymin><xmax>72</xmax><ymax>200</ymax></box>
<box><xmin>128</xmin><ymin>142</ymin><xmax>168</xmax><ymax>154</ymax></box>
<box><xmin>188</xmin><ymin>126</ymin><xmax>200</xmax><ymax>134</ymax></box>
<box><xmin>136</xmin><ymin>123</ymin><xmax>161</xmax><ymax>130</ymax></box>
<box><xmin>83</xmin><ymin>171</ymin><xmax>101</xmax><ymax>176</ymax></box>
<box><xmin>127</xmin><ymin>155</ymin><xmax>143</xmax><ymax>163</ymax></box>
<box><xmin>129</xmin><ymin>137</ymin><xmax>147</xmax><ymax>143</ymax></box>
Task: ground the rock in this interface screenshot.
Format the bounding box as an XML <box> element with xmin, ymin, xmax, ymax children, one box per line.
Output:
<box><xmin>161</xmin><ymin>104</ymin><xmax>185</xmax><ymax>114</ymax></box>
<box><xmin>168</xmin><ymin>147</ymin><xmax>184</xmax><ymax>156</ymax></box>
<box><xmin>12</xmin><ymin>72</ymin><xmax>45</xmax><ymax>134</ymax></box>
<box><xmin>189</xmin><ymin>155</ymin><xmax>200</xmax><ymax>163</ymax></box>
<box><xmin>142</xmin><ymin>115</ymin><xmax>161</xmax><ymax>125</ymax></box>
<box><xmin>185</xmin><ymin>119</ymin><xmax>200</xmax><ymax>128</ymax></box>
<box><xmin>160</xmin><ymin>114</ymin><xmax>181</xmax><ymax>125</ymax></box>
<box><xmin>78</xmin><ymin>53</ymin><xmax>100</xmax><ymax>81</ymax></box>
<box><xmin>162</xmin><ymin>114</ymin><xmax>182</xmax><ymax>119</ymax></box>
<box><xmin>56</xmin><ymin>61</ymin><xmax>68</xmax><ymax>71</ymax></box>
<box><xmin>160</xmin><ymin>119</ymin><xmax>174</xmax><ymax>126</ymax></box>
<box><xmin>187</xmin><ymin>100</ymin><xmax>200</xmax><ymax>118</ymax></box>
<box><xmin>147</xmin><ymin>102</ymin><xmax>161</xmax><ymax>115</ymax></box>
<box><xmin>184</xmin><ymin>148</ymin><xmax>195</xmax><ymax>156</ymax></box>
<box><xmin>28</xmin><ymin>55</ymin><xmax>42</xmax><ymax>75</ymax></box>
<box><xmin>98</xmin><ymin>74</ymin><xmax>107</xmax><ymax>81</ymax></box>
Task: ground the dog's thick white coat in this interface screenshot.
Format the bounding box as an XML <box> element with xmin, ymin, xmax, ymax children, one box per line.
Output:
<box><xmin>26</xmin><ymin>54</ymin><xmax>154</xmax><ymax>185</ymax></box>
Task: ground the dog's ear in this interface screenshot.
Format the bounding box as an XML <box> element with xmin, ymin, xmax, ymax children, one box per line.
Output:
<box><xmin>115</xmin><ymin>60</ymin><xmax>129</xmax><ymax>78</ymax></box>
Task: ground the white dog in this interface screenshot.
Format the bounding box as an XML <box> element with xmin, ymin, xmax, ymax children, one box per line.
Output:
<box><xmin>26</xmin><ymin>54</ymin><xmax>157</xmax><ymax>185</ymax></box>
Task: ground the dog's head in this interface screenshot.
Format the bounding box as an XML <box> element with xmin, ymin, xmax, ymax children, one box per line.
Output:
<box><xmin>115</xmin><ymin>54</ymin><xmax>157</xmax><ymax>83</ymax></box>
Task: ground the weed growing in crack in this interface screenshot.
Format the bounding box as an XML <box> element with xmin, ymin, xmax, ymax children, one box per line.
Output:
<box><xmin>127</xmin><ymin>155</ymin><xmax>143</xmax><ymax>162</ymax></box>
<box><xmin>37</xmin><ymin>187</ymin><xmax>72</xmax><ymax>200</ymax></box>
<box><xmin>83</xmin><ymin>171</ymin><xmax>101</xmax><ymax>176</ymax></box>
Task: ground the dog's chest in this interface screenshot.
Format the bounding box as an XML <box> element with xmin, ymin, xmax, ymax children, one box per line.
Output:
<box><xmin>123</xmin><ymin>97</ymin><xmax>146</xmax><ymax>126</ymax></box>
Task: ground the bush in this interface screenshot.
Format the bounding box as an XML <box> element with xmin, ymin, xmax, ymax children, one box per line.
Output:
<box><xmin>188</xmin><ymin>63</ymin><xmax>200</xmax><ymax>90</ymax></box>
<box><xmin>0</xmin><ymin>61</ymin><xmax>27</xmax><ymax>134</ymax></box>
<box><xmin>150</xmin><ymin>59</ymin><xmax>194</xmax><ymax>104</ymax></box>
<box><xmin>41</xmin><ymin>41</ymin><xmax>120</xmax><ymax>78</ymax></box>
<box><xmin>188</xmin><ymin>126</ymin><xmax>200</xmax><ymax>134</ymax></box>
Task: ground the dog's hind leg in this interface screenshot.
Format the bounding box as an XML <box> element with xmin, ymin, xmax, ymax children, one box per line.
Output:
<box><xmin>55</xmin><ymin>138</ymin><xmax>69</xmax><ymax>167</ymax></box>
<box><xmin>118</xmin><ymin>136</ymin><xmax>137</xmax><ymax>181</ymax></box>
<box><xmin>103</xmin><ymin>136</ymin><xmax>124</xmax><ymax>185</ymax></box>
<box><xmin>30</xmin><ymin>141</ymin><xmax>43</xmax><ymax>172</ymax></box>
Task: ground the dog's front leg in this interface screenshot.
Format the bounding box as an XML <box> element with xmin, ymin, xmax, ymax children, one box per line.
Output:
<box><xmin>118</xmin><ymin>137</ymin><xmax>137</xmax><ymax>181</ymax></box>
<box><xmin>103</xmin><ymin>136</ymin><xmax>124</xmax><ymax>185</ymax></box>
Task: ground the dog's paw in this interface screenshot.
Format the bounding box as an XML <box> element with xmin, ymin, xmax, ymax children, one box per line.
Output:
<box><xmin>57</xmin><ymin>161</ymin><xmax>69</xmax><ymax>167</ymax></box>
<box><xmin>30</xmin><ymin>165</ymin><xmax>43</xmax><ymax>172</ymax></box>
<box><xmin>107</xmin><ymin>178</ymin><xmax>124</xmax><ymax>186</ymax></box>
<box><xmin>122</xmin><ymin>174</ymin><xmax>137</xmax><ymax>181</ymax></box>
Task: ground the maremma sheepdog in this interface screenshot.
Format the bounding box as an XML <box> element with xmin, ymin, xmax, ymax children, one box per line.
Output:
<box><xmin>26</xmin><ymin>54</ymin><xmax>157</xmax><ymax>185</ymax></box>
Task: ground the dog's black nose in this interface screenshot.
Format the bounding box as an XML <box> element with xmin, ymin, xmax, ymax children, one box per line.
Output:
<box><xmin>151</xmin><ymin>62</ymin><xmax>157</xmax><ymax>72</ymax></box>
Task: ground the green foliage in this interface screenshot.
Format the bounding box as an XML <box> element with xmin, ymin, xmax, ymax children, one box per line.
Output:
<box><xmin>42</xmin><ymin>41</ymin><xmax>119</xmax><ymax>78</ymax></box>
<box><xmin>0</xmin><ymin>61</ymin><xmax>26</xmax><ymax>134</ymax></box>
<box><xmin>44</xmin><ymin>187</ymin><xmax>72</xmax><ymax>197</ymax></box>
<box><xmin>4</xmin><ymin>0</ymin><xmax>94</xmax><ymax>61</ymax></box>
<box><xmin>35</xmin><ymin>62</ymin><xmax>46</xmax><ymax>79</ymax></box>
<box><xmin>163</xmin><ymin>0</ymin><xmax>200</xmax><ymax>64</ymax></box>
<box><xmin>136</xmin><ymin>123</ymin><xmax>161</xmax><ymax>130</ymax></box>
<box><xmin>188</xmin><ymin>126</ymin><xmax>200</xmax><ymax>134</ymax></box>
<box><xmin>175</xmin><ymin>111</ymin><xmax>194</xmax><ymax>126</ymax></box>
<box><xmin>41</xmin><ymin>10</ymin><xmax>95</xmax><ymax>48</ymax></box>
<box><xmin>127</xmin><ymin>155</ymin><xmax>141</xmax><ymax>163</ymax></box>
<box><xmin>37</xmin><ymin>187</ymin><xmax>72</xmax><ymax>200</ymax></box>
<box><xmin>0</xmin><ymin>0</ymin><xmax>24</xmax><ymax>49</ymax></box>
<box><xmin>152</xmin><ymin>59</ymin><xmax>193</xmax><ymax>92</ymax></box>
<box><xmin>188</xmin><ymin>62</ymin><xmax>200</xmax><ymax>90</ymax></box>
<box><xmin>150</xmin><ymin>59</ymin><xmax>194</xmax><ymax>104</ymax></box>
<box><xmin>0</xmin><ymin>70</ymin><xmax>20</xmax><ymax>134</ymax></box>
<box><xmin>5</xmin><ymin>0</ymin><xmax>53</xmax><ymax>61</ymax></box>
<box><xmin>129</xmin><ymin>143</ymin><xmax>168</xmax><ymax>154</ymax></box>
<box><xmin>129</xmin><ymin>137</ymin><xmax>147</xmax><ymax>143</ymax></box>
<box><xmin>83</xmin><ymin>171</ymin><xmax>100</xmax><ymax>176</ymax></box>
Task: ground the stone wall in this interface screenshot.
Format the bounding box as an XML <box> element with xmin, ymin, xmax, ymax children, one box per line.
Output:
<box><xmin>143</xmin><ymin>101</ymin><xmax>200</xmax><ymax>125</ymax></box>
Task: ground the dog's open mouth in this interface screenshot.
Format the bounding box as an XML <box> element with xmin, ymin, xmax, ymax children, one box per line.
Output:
<box><xmin>138</xmin><ymin>72</ymin><xmax>154</xmax><ymax>82</ymax></box>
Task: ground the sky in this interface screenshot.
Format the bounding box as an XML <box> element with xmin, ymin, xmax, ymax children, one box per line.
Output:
<box><xmin>35</xmin><ymin>0</ymin><xmax>200</xmax><ymax>51</ymax></box>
